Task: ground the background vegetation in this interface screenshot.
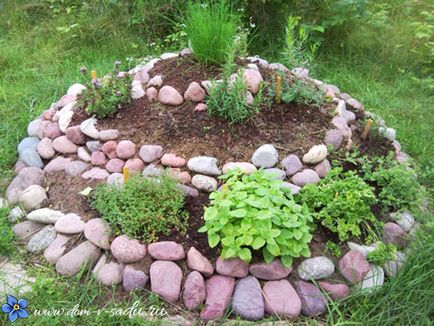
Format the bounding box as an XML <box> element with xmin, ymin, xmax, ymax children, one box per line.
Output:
<box><xmin>0</xmin><ymin>0</ymin><xmax>432</xmax><ymax>324</ymax></box>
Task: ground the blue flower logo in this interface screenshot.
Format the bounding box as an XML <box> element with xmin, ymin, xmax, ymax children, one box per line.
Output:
<box><xmin>1</xmin><ymin>295</ymin><xmax>28</xmax><ymax>323</ymax></box>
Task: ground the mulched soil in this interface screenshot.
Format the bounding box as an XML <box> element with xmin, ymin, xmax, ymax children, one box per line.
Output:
<box><xmin>51</xmin><ymin>55</ymin><xmax>393</xmax><ymax>264</ymax></box>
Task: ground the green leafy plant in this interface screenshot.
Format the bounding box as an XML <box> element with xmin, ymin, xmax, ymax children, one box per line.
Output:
<box><xmin>183</xmin><ymin>1</ymin><xmax>239</xmax><ymax>64</ymax></box>
<box><xmin>78</xmin><ymin>62</ymin><xmax>132</xmax><ymax>118</ymax></box>
<box><xmin>199</xmin><ymin>169</ymin><xmax>313</xmax><ymax>267</ymax></box>
<box><xmin>367</xmin><ymin>242</ymin><xmax>397</xmax><ymax>266</ymax></box>
<box><xmin>298</xmin><ymin>168</ymin><xmax>377</xmax><ymax>241</ymax></box>
<box><xmin>266</xmin><ymin>72</ymin><xmax>325</xmax><ymax>107</ymax></box>
<box><xmin>325</xmin><ymin>240</ymin><xmax>342</xmax><ymax>258</ymax></box>
<box><xmin>206</xmin><ymin>48</ymin><xmax>263</xmax><ymax>124</ymax></box>
<box><xmin>90</xmin><ymin>174</ymin><xmax>188</xmax><ymax>242</ymax></box>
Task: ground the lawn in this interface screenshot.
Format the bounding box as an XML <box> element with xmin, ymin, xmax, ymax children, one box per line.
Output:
<box><xmin>0</xmin><ymin>1</ymin><xmax>432</xmax><ymax>325</ymax></box>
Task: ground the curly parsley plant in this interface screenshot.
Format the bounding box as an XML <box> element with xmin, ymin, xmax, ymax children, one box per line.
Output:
<box><xmin>199</xmin><ymin>169</ymin><xmax>313</xmax><ymax>267</ymax></box>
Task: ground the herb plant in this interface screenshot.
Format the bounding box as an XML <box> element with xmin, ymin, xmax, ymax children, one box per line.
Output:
<box><xmin>184</xmin><ymin>1</ymin><xmax>239</xmax><ymax>64</ymax></box>
<box><xmin>367</xmin><ymin>242</ymin><xmax>397</xmax><ymax>266</ymax></box>
<box><xmin>199</xmin><ymin>169</ymin><xmax>313</xmax><ymax>267</ymax></box>
<box><xmin>325</xmin><ymin>240</ymin><xmax>342</xmax><ymax>257</ymax></box>
<box><xmin>298</xmin><ymin>168</ymin><xmax>377</xmax><ymax>241</ymax></box>
<box><xmin>78</xmin><ymin>62</ymin><xmax>132</xmax><ymax>118</ymax></box>
<box><xmin>90</xmin><ymin>174</ymin><xmax>188</xmax><ymax>242</ymax></box>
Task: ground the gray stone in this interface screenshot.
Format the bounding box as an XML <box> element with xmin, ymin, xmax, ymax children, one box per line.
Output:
<box><xmin>251</xmin><ymin>144</ymin><xmax>278</xmax><ymax>168</ymax></box>
<box><xmin>27</xmin><ymin>119</ymin><xmax>42</xmax><ymax>137</ymax></box>
<box><xmin>263</xmin><ymin>168</ymin><xmax>286</xmax><ymax>180</ymax></box>
<box><xmin>314</xmin><ymin>159</ymin><xmax>331</xmax><ymax>178</ymax></box>
<box><xmin>383</xmin><ymin>251</ymin><xmax>406</xmax><ymax>277</ymax></box>
<box><xmin>296</xmin><ymin>280</ymin><xmax>327</xmax><ymax>317</ymax></box>
<box><xmin>64</xmin><ymin>160</ymin><xmax>88</xmax><ymax>176</ymax></box>
<box><xmin>8</xmin><ymin>207</ymin><xmax>26</xmax><ymax>222</ymax></box>
<box><xmin>282</xmin><ymin>182</ymin><xmax>302</xmax><ymax>195</ymax></box>
<box><xmin>18</xmin><ymin>137</ymin><xmax>40</xmax><ymax>154</ymax></box>
<box><xmin>390</xmin><ymin>211</ymin><xmax>415</xmax><ymax>232</ymax></box>
<box><xmin>27</xmin><ymin>208</ymin><xmax>64</xmax><ymax>224</ymax></box>
<box><xmin>281</xmin><ymin>154</ymin><xmax>303</xmax><ymax>176</ymax></box>
<box><xmin>324</xmin><ymin>129</ymin><xmax>344</xmax><ymax>150</ymax></box>
<box><xmin>356</xmin><ymin>265</ymin><xmax>384</xmax><ymax>291</ymax></box>
<box><xmin>139</xmin><ymin>145</ymin><xmax>164</xmax><ymax>163</ymax></box>
<box><xmin>123</xmin><ymin>264</ymin><xmax>148</xmax><ymax>292</ymax></box>
<box><xmin>292</xmin><ymin>169</ymin><xmax>320</xmax><ymax>187</ymax></box>
<box><xmin>191</xmin><ymin>174</ymin><xmax>218</xmax><ymax>192</ymax></box>
<box><xmin>27</xmin><ymin>226</ymin><xmax>56</xmax><ymax>253</ymax></box>
<box><xmin>86</xmin><ymin>140</ymin><xmax>102</xmax><ymax>152</ymax></box>
<box><xmin>19</xmin><ymin>149</ymin><xmax>44</xmax><ymax>169</ymax></box>
<box><xmin>298</xmin><ymin>256</ymin><xmax>335</xmax><ymax>280</ymax></box>
<box><xmin>142</xmin><ymin>164</ymin><xmax>162</xmax><ymax>177</ymax></box>
<box><xmin>56</xmin><ymin>240</ymin><xmax>101</xmax><ymax>276</ymax></box>
<box><xmin>347</xmin><ymin>241</ymin><xmax>378</xmax><ymax>258</ymax></box>
<box><xmin>18</xmin><ymin>185</ymin><xmax>47</xmax><ymax>211</ymax></box>
<box><xmin>0</xmin><ymin>260</ymin><xmax>35</xmax><ymax>297</ymax></box>
<box><xmin>232</xmin><ymin>276</ymin><xmax>264</xmax><ymax>320</ymax></box>
<box><xmin>13</xmin><ymin>220</ymin><xmax>44</xmax><ymax>240</ymax></box>
<box><xmin>187</xmin><ymin>156</ymin><xmax>221</xmax><ymax>176</ymax></box>
<box><xmin>80</xmin><ymin>118</ymin><xmax>100</xmax><ymax>139</ymax></box>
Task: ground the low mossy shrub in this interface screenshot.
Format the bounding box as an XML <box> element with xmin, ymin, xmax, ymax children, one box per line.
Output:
<box><xmin>298</xmin><ymin>168</ymin><xmax>378</xmax><ymax>241</ymax></box>
<box><xmin>199</xmin><ymin>170</ymin><xmax>313</xmax><ymax>267</ymax></box>
<box><xmin>90</xmin><ymin>174</ymin><xmax>188</xmax><ymax>242</ymax></box>
<box><xmin>78</xmin><ymin>62</ymin><xmax>132</xmax><ymax>118</ymax></box>
<box><xmin>183</xmin><ymin>1</ymin><xmax>239</xmax><ymax>65</ymax></box>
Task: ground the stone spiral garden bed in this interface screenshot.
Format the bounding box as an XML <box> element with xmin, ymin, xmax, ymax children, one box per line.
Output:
<box><xmin>2</xmin><ymin>48</ymin><xmax>419</xmax><ymax>322</ymax></box>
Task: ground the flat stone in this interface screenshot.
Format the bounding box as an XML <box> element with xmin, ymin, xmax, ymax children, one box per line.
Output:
<box><xmin>281</xmin><ymin>154</ymin><xmax>303</xmax><ymax>176</ymax></box>
<box><xmin>298</xmin><ymin>256</ymin><xmax>335</xmax><ymax>280</ymax></box>
<box><xmin>383</xmin><ymin>222</ymin><xmax>408</xmax><ymax>247</ymax></box>
<box><xmin>99</xmin><ymin>129</ymin><xmax>119</xmax><ymax>141</ymax></box>
<box><xmin>116</xmin><ymin>140</ymin><xmax>136</xmax><ymax>159</ymax></box>
<box><xmin>19</xmin><ymin>149</ymin><xmax>44</xmax><ymax>169</ymax></box>
<box><xmin>187</xmin><ymin>156</ymin><xmax>221</xmax><ymax>176</ymax></box>
<box><xmin>13</xmin><ymin>221</ymin><xmax>44</xmax><ymax>240</ymax></box>
<box><xmin>55</xmin><ymin>213</ymin><xmax>85</xmax><ymax>234</ymax></box>
<box><xmin>183</xmin><ymin>271</ymin><xmax>206</xmax><ymax>311</ymax></box>
<box><xmin>187</xmin><ymin>247</ymin><xmax>214</xmax><ymax>276</ymax></box>
<box><xmin>292</xmin><ymin>169</ymin><xmax>320</xmax><ymax>187</ymax></box>
<box><xmin>216</xmin><ymin>257</ymin><xmax>249</xmax><ymax>278</ymax></box>
<box><xmin>347</xmin><ymin>241</ymin><xmax>378</xmax><ymax>258</ymax></box>
<box><xmin>263</xmin><ymin>280</ymin><xmax>302</xmax><ymax>318</ymax></box>
<box><xmin>56</xmin><ymin>240</ymin><xmax>101</xmax><ymax>276</ymax></box>
<box><xmin>82</xmin><ymin>167</ymin><xmax>109</xmax><ymax>179</ymax></box>
<box><xmin>318</xmin><ymin>281</ymin><xmax>350</xmax><ymax>300</ymax></box>
<box><xmin>296</xmin><ymin>280</ymin><xmax>327</xmax><ymax>316</ymax></box>
<box><xmin>111</xmin><ymin>235</ymin><xmax>147</xmax><ymax>263</ymax></box>
<box><xmin>64</xmin><ymin>160</ymin><xmax>88</xmax><ymax>176</ymax></box>
<box><xmin>232</xmin><ymin>276</ymin><xmax>264</xmax><ymax>320</ymax></box>
<box><xmin>191</xmin><ymin>174</ymin><xmax>218</xmax><ymax>192</ymax></box>
<box><xmin>158</xmin><ymin>86</ymin><xmax>183</xmax><ymax>105</ymax></box>
<box><xmin>249</xmin><ymin>259</ymin><xmax>292</xmax><ymax>280</ymax></box>
<box><xmin>27</xmin><ymin>208</ymin><xmax>64</xmax><ymax>224</ymax></box>
<box><xmin>148</xmin><ymin>241</ymin><xmax>185</xmax><ymax>261</ymax></box>
<box><xmin>200</xmin><ymin>275</ymin><xmax>235</xmax><ymax>320</ymax></box>
<box><xmin>37</xmin><ymin>138</ymin><xmax>55</xmax><ymax>159</ymax></box>
<box><xmin>0</xmin><ymin>260</ymin><xmax>35</xmax><ymax>297</ymax></box>
<box><xmin>44</xmin><ymin>156</ymin><xmax>72</xmax><ymax>173</ymax></box>
<box><xmin>84</xmin><ymin>218</ymin><xmax>112</xmax><ymax>249</ymax></box>
<box><xmin>252</xmin><ymin>144</ymin><xmax>278</xmax><ymax>168</ymax></box>
<box><xmin>150</xmin><ymin>260</ymin><xmax>183</xmax><ymax>302</ymax></box>
<box><xmin>44</xmin><ymin>234</ymin><xmax>72</xmax><ymax>264</ymax></box>
<box><xmin>53</xmin><ymin>135</ymin><xmax>78</xmax><ymax>154</ymax></box>
<box><xmin>123</xmin><ymin>264</ymin><xmax>148</xmax><ymax>292</ymax></box>
<box><xmin>27</xmin><ymin>226</ymin><xmax>56</xmax><ymax>253</ymax></box>
<box><xmin>19</xmin><ymin>185</ymin><xmax>47</xmax><ymax>211</ymax></box>
<box><xmin>184</xmin><ymin>82</ymin><xmax>206</xmax><ymax>102</ymax></box>
<box><xmin>6</xmin><ymin>167</ymin><xmax>45</xmax><ymax>204</ymax></box>
<box><xmin>139</xmin><ymin>145</ymin><xmax>163</xmax><ymax>163</ymax></box>
<box><xmin>338</xmin><ymin>250</ymin><xmax>371</xmax><ymax>283</ymax></box>
<box><xmin>356</xmin><ymin>264</ymin><xmax>384</xmax><ymax>291</ymax></box>
<box><xmin>222</xmin><ymin>162</ymin><xmax>257</xmax><ymax>175</ymax></box>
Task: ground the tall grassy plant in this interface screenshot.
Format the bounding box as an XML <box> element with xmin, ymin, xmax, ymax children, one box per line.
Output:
<box><xmin>184</xmin><ymin>1</ymin><xmax>239</xmax><ymax>64</ymax></box>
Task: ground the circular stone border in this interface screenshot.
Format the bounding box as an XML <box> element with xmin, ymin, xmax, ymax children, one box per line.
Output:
<box><xmin>3</xmin><ymin>49</ymin><xmax>418</xmax><ymax>321</ymax></box>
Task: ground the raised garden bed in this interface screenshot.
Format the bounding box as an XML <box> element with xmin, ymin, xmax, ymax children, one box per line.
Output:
<box><xmin>3</xmin><ymin>48</ymin><xmax>423</xmax><ymax>322</ymax></box>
